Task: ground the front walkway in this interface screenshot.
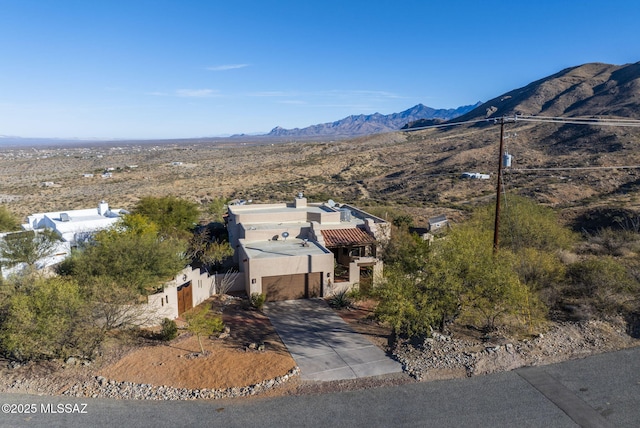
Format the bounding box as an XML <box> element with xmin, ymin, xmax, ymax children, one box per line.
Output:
<box><xmin>263</xmin><ymin>299</ymin><xmax>403</xmax><ymax>381</ymax></box>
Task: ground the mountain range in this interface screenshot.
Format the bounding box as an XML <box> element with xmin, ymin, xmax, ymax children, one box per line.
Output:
<box><xmin>264</xmin><ymin>103</ymin><xmax>481</xmax><ymax>139</ymax></box>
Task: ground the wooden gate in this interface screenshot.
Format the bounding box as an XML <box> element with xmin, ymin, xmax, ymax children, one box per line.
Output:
<box><xmin>177</xmin><ymin>281</ymin><xmax>193</xmax><ymax>315</ymax></box>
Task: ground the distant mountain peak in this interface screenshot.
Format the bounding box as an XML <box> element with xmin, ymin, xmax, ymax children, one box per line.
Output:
<box><xmin>266</xmin><ymin>103</ymin><xmax>481</xmax><ymax>138</ymax></box>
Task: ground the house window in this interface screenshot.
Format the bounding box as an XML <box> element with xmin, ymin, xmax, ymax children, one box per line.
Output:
<box><xmin>350</xmin><ymin>247</ymin><xmax>362</xmax><ymax>257</ymax></box>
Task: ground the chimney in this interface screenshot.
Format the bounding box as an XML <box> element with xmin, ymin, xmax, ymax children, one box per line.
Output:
<box><xmin>98</xmin><ymin>200</ymin><xmax>109</xmax><ymax>216</ymax></box>
<box><xmin>294</xmin><ymin>192</ymin><xmax>307</xmax><ymax>208</ymax></box>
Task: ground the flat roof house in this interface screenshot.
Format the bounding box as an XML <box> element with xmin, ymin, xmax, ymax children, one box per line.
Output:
<box><xmin>0</xmin><ymin>201</ymin><xmax>128</xmax><ymax>278</ymax></box>
<box><xmin>227</xmin><ymin>194</ymin><xmax>389</xmax><ymax>301</ymax></box>
<box><xmin>22</xmin><ymin>200</ymin><xmax>127</xmax><ymax>246</ymax></box>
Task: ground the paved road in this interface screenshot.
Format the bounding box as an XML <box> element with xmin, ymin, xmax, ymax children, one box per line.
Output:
<box><xmin>1</xmin><ymin>347</ymin><xmax>639</xmax><ymax>428</ymax></box>
<box><xmin>264</xmin><ymin>299</ymin><xmax>402</xmax><ymax>381</ymax></box>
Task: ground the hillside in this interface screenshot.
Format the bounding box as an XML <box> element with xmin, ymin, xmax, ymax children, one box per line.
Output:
<box><xmin>266</xmin><ymin>103</ymin><xmax>480</xmax><ymax>138</ymax></box>
<box><xmin>407</xmin><ymin>61</ymin><xmax>640</xmax><ymax>127</ymax></box>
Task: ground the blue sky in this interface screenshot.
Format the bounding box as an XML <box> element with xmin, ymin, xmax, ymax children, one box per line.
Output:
<box><xmin>0</xmin><ymin>0</ymin><xmax>638</xmax><ymax>139</ymax></box>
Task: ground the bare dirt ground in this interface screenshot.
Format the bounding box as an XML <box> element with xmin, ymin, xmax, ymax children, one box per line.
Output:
<box><xmin>96</xmin><ymin>296</ymin><xmax>298</xmax><ymax>391</ymax></box>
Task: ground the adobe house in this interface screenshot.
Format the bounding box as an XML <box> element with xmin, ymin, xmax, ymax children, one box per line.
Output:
<box><xmin>227</xmin><ymin>194</ymin><xmax>389</xmax><ymax>301</ymax></box>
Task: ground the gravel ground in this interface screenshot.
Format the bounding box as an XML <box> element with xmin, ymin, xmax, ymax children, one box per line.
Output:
<box><xmin>393</xmin><ymin>318</ymin><xmax>640</xmax><ymax>382</ymax></box>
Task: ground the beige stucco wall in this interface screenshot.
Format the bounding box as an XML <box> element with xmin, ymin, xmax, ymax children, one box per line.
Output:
<box><xmin>240</xmin><ymin>247</ymin><xmax>334</xmax><ymax>297</ymax></box>
<box><xmin>138</xmin><ymin>286</ymin><xmax>179</xmax><ymax>326</ymax></box>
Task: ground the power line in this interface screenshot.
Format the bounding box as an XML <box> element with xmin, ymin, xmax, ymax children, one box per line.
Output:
<box><xmin>509</xmin><ymin>165</ymin><xmax>640</xmax><ymax>172</ymax></box>
<box><xmin>401</xmin><ymin>114</ymin><xmax>640</xmax><ymax>133</ymax></box>
<box><xmin>401</xmin><ymin>118</ymin><xmax>492</xmax><ymax>132</ymax></box>
<box><xmin>515</xmin><ymin>115</ymin><xmax>640</xmax><ymax>127</ymax></box>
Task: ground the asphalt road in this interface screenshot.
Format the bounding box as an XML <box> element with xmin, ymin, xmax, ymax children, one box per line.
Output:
<box><xmin>1</xmin><ymin>346</ymin><xmax>639</xmax><ymax>428</ymax></box>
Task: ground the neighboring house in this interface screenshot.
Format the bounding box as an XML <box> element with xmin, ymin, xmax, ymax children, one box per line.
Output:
<box><xmin>226</xmin><ymin>194</ymin><xmax>389</xmax><ymax>301</ymax></box>
<box><xmin>22</xmin><ymin>200</ymin><xmax>127</xmax><ymax>247</ymax></box>
<box><xmin>460</xmin><ymin>172</ymin><xmax>490</xmax><ymax>180</ymax></box>
<box><xmin>428</xmin><ymin>215</ymin><xmax>449</xmax><ymax>233</ymax></box>
<box><xmin>0</xmin><ymin>201</ymin><xmax>128</xmax><ymax>278</ymax></box>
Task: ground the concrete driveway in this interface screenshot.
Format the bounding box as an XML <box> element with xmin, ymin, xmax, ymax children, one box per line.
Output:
<box><xmin>263</xmin><ymin>299</ymin><xmax>403</xmax><ymax>381</ymax></box>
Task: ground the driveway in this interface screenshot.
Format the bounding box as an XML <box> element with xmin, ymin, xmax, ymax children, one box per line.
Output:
<box><xmin>263</xmin><ymin>299</ymin><xmax>403</xmax><ymax>381</ymax></box>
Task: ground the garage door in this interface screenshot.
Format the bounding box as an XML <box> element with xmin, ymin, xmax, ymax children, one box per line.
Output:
<box><xmin>263</xmin><ymin>273</ymin><xmax>322</xmax><ymax>301</ymax></box>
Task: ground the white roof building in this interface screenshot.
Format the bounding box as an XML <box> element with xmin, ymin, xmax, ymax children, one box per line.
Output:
<box><xmin>1</xmin><ymin>201</ymin><xmax>128</xmax><ymax>278</ymax></box>
<box><xmin>22</xmin><ymin>201</ymin><xmax>127</xmax><ymax>246</ymax></box>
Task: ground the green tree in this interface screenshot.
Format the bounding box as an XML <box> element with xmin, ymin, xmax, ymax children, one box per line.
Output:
<box><xmin>185</xmin><ymin>308</ymin><xmax>224</xmax><ymax>354</ymax></box>
<box><xmin>207</xmin><ymin>197</ymin><xmax>229</xmax><ymax>223</ymax></box>
<box><xmin>474</xmin><ymin>194</ymin><xmax>576</xmax><ymax>252</ymax></box>
<box><xmin>61</xmin><ymin>217</ymin><xmax>187</xmax><ymax>295</ymax></box>
<box><xmin>381</xmin><ymin>227</ymin><xmax>431</xmax><ymax>272</ymax></box>
<box><xmin>133</xmin><ymin>196</ymin><xmax>200</xmax><ymax>239</ymax></box>
<box><xmin>438</xmin><ymin>220</ymin><xmax>543</xmax><ymax>332</ymax></box>
<box><xmin>0</xmin><ymin>229</ymin><xmax>61</xmax><ymax>271</ymax></box>
<box><xmin>0</xmin><ymin>206</ymin><xmax>19</xmax><ymax>232</ymax></box>
<box><xmin>0</xmin><ymin>276</ymin><xmax>99</xmax><ymax>361</ymax></box>
<box><xmin>186</xmin><ymin>228</ymin><xmax>233</xmax><ymax>270</ymax></box>
<box><xmin>375</xmin><ymin>199</ymin><xmax>550</xmax><ymax>339</ymax></box>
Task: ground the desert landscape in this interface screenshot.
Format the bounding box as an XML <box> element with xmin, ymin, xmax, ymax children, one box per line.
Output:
<box><xmin>2</xmin><ymin>62</ymin><xmax>640</xmax><ymax>400</ymax></box>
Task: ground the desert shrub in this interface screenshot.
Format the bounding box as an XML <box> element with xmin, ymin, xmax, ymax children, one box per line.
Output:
<box><xmin>250</xmin><ymin>292</ymin><xmax>266</xmax><ymax>311</ymax></box>
<box><xmin>514</xmin><ymin>247</ymin><xmax>566</xmax><ymax>292</ymax></box>
<box><xmin>0</xmin><ymin>276</ymin><xmax>100</xmax><ymax>361</ymax></box>
<box><xmin>60</xmin><ymin>219</ymin><xmax>187</xmax><ymax>295</ymax></box>
<box><xmin>472</xmin><ymin>194</ymin><xmax>576</xmax><ymax>252</ymax></box>
<box><xmin>580</xmin><ymin>227</ymin><xmax>640</xmax><ymax>257</ymax></box>
<box><xmin>375</xmin><ymin>265</ymin><xmax>446</xmax><ymax>339</ymax></box>
<box><xmin>347</xmin><ymin>285</ymin><xmax>364</xmax><ymax>302</ymax></box>
<box><xmin>185</xmin><ymin>309</ymin><xmax>224</xmax><ymax>353</ymax></box>
<box><xmin>329</xmin><ymin>290</ymin><xmax>352</xmax><ymax>309</ymax></box>
<box><xmin>565</xmin><ymin>256</ymin><xmax>639</xmax><ymax>315</ymax></box>
<box><xmin>0</xmin><ymin>206</ymin><xmax>19</xmax><ymax>232</ymax></box>
<box><xmin>0</xmin><ymin>229</ymin><xmax>62</xmax><ymax>270</ymax></box>
<box><xmin>133</xmin><ymin>196</ymin><xmax>200</xmax><ymax>239</ymax></box>
<box><xmin>392</xmin><ymin>214</ymin><xmax>414</xmax><ymax>230</ymax></box>
<box><xmin>376</xmin><ymin>200</ymin><xmax>548</xmax><ymax>339</ymax></box>
<box><xmin>159</xmin><ymin>318</ymin><xmax>178</xmax><ymax>341</ymax></box>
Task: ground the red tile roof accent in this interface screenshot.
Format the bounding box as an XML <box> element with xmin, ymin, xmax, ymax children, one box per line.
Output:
<box><xmin>321</xmin><ymin>228</ymin><xmax>375</xmax><ymax>247</ymax></box>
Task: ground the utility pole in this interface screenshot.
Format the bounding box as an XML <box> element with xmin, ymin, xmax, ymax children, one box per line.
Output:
<box><xmin>493</xmin><ymin>117</ymin><xmax>506</xmax><ymax>254</ymax></box>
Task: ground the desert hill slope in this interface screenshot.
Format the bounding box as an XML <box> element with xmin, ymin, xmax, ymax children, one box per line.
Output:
<box><xmin>448</xmin><ymin>62</ymin><xmax>639</xmax><ymax>123</ymax></box>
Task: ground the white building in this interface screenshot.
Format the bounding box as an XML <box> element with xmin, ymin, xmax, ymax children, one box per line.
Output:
<box><xmin>0</xmin><ymin>201</ymin><xmax>128</xmax><ymax>278</ymax></box>
<box><xmin>22</xmin><ymin>200</ymin><xmax>127</xmax><ymax>246</ymax></box>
